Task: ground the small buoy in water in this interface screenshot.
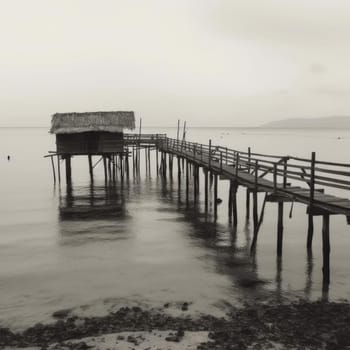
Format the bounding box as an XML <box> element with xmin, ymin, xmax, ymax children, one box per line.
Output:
<box><xmin>216</xmin><ymin>198</ymin><xmax>223</xmax><ymax>204</ymax></box>
<box><xmin>7</xmin><ymin>155</ymin><xmax>10</xmax><ymax>161</ymax></box>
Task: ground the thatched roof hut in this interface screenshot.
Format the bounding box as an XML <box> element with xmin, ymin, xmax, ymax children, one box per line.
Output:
<box><xmin>50</xmin><ymin>111</ymin><xmax>135</xmax><ymax>134</ymax></box>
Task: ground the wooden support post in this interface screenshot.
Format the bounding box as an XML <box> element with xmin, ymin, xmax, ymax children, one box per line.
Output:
<box><xmin>273</xmin><ymin>163</ymin><xmax>277</xmax><ymax>192</ymax></box>
<box><xmin>65</xmin><ymin>155</ymin><xmax>72</xmax><ymax>185</ymax></box>
<box><xmin>208</xmin><ymin>139</ymin><xmax>212</xmax><ymax>169</ymax></box>
<box><xmin>57</xmin><ymin>155</ymin><xmax>61</xmax><ymax>183</ymax></box>
<box><xmin>88</xmin><ymin>155</ymin><xmax>93</xmax><ymax>182</ymax></box>
<box><xmin>135</xmin><ymin>148</ymin><xmax>138</xmax><ymax>175</ymax></box>
<box><xmin>161</xmin><ymin>152</ymin><xmax>165</xmax><ymax>178</ymax></box>
<box><xmin>156</xmin><ymin>149</ymin><xmax>159</xmax><ymax>176</ymax></box>
<box><xmin>116</xmin><ymin>154</ymin><xmax>120</xmax><ymax>179</ymax></box>
<box><xmin>126</xmin><ymin>152</ymin><xmax>130</xmax><ymax>178</ymax></box>
<box><xmin>182</xmin><ymin>121</ymin><xmax>186</xmax><ymax>142</ymax></box>
<box><xmin>194</xmin><ymin>165</ymin><xmax>197</xmax><ymax>202</ymax></box>
<box><xmin>120</xmin><ymin>154</ymin><xmax>124</xmax><ymax>181</ymax></box>
<box><xmin>214</xmin><ymin>174</ymin><xmax>218</xmax><ymax>219</ymax></box>
<box><xmin>307</xmin><ymin>214</ymin><xmax>314</xmax><ymax>249</ymax></box>
<box><xmin>251</xmin><ymin>192</ymin><xmax>259</xmax><ymax>251</ymax></box>
<box><xmin>159</xmin><ymin>153</ymin><xmax>163</xmax><ymax>177</ymax></box>
<box><xmin>145</xmin><ymin>147</ymin><xmax>148</xmax><ymax>175</ymax></box>
<box><xmin>116</xmin><ymin>154</ymin><xmax>119</xmax><ymax>178</ymax></box>
<box><xmin>322</xmin><ymin>214</ymin><xmax>330</xmax><ymax>285</ymax></box>
<box><xmin>235</xmin><ymin>152</ymin><xmax>239</xmax><ymax>178</ymax></box>
<box><xmin>204</xmin><ymin>169</ymin><xmax>208</xmax><ymax>210</ymax></box>
<box><xmin>111</xmin><ymin>154</ymin><xmax>116</xmax><ymax>182</ymax></box>
<box><xmin>251</xmin><ymin>161</ymin><xmax>259</xmax><ymax>251</ymax></box>
<box><xmin>186</xmin><ymin>160</ymin><xmax>189</xmax><ymax>200</ymax></box>
<box><xmin>277</xmin><ymin>201</ymin><xmax>284</xmax><ymax>257</ymax></box>
<box><xmin>139</xmin><ymin>148</ymin><xmax>141</xmax><ymax>175</ymax></box>
<box><xmin>103</xmin><ymin>156</ymin><xmax>107</xmax><ymax>182</ymax></box>
<box><xmin>232</xmin><ymin>183</ymin><xmax>238</xmax><ymax>227</ymax></box>
<box><xmin>148</xmin><ymin>147</ymin><xmax>151</xmax><ymax>176</ymax></box>
<box><xmin>283</xmin><ymin>157</ymin><xmax>288</xmax><ymax>188</ymax></box>
<box><xmin>228</xmin><ymin>181</ymin><xmax>233</xmax><ymax>222</ymax></box>
<box><xmin>247</xmin><ymin>147</ymin><xmax>251</xmax><ymax>174</ymax></box>
<box><xmin>160</xmin><ymin>152</ymin><xmax>163</xmax><ymax>176</ymax></box>
<box><xmin>169</xmin><ymin>153</ymin><xmax>173</xmax><ymax>178</ymax></box>
<box><xmin>164</xmin><ymin>152</ymin><xmax>167</xmax><ymax>178</ymax></box>
<box><xmin>108</xmin><ymin>156</ymin><xmax>112</xmax><ymax>180</ymax></box>
<box><xmin>51</xmin><ymin>156</ymin><xmax>56</xmax><ymax>183</ymax></box>
<box><xmin>132</xmin><ymin>145</ymin><xmax>135</xmax><ymax>177</ymax></box>
<box><xmin>196</xmin><ymin>166</ymin><xmax>200</xmax><ymax>195</ymax></box>
<box><xmin>246</xmin><ymin>189</ymin><xmax>250</xmax><ymax>220</ymax></box>
<box><xmin>177</xmin><ymin>156</ymin><xmax>181</xmax><ymax>177</ymax></box>
<box><xmin>307</xmin><ymin>152</ymin><xmax>316</xmax><ymax>250</ymax></box>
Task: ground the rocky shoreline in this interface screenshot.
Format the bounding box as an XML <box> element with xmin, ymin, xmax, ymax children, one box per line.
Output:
<box><xmin>1</xmin><ymin>301</ymin><xmax>350</xmax><ymax>349</ymax></box>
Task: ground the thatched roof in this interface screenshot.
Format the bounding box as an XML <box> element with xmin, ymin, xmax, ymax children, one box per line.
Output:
<box><xmin>50</xmin><ymin>111</ymin><xmax>135</xmax><ymax>134</ymax></box>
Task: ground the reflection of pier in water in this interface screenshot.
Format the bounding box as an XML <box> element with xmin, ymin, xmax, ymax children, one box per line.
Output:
<box><xmin>59</xmin><ymin>183</ymin><xmax>126</xmax><ymax>220</ymax></box>
<box><xmin>157</xmin><ymin>174</ymin><xmax>329</xmax><ymax>302</ymax></box>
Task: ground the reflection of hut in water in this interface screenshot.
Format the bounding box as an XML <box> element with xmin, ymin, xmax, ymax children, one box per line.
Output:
<box><xmin>59</xmin><ymin>184</ymin><xmax>126</xmax><ymax>220</ymax></box>
<box><xmin>50</xmin><ymin>111</ymin><xmax>135</xmax><ymax>183</ymax></box>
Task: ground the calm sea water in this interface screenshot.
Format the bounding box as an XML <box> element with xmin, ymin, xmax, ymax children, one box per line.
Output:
<box><xmin>1</xmin><ymin>126</ymin><xmax>350</xmax><ymax>330</ymax></box>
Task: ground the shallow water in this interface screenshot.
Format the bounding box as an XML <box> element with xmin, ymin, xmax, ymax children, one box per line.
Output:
<box><xmin>1</xmin><ymin>127</ymin><xmax>350</xmax><ymax>330</ymax></box>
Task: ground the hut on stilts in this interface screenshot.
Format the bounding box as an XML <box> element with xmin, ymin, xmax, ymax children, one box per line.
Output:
<box><xmin>49</xmin><ymin>111</ymin><xmax>135</xmax><ymax>183</ymax></box>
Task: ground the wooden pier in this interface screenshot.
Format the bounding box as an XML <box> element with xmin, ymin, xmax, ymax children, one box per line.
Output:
<box><xmin>47</xmin><ymin>133</ymin><xmax>350</xmax><ymax>287</ymax></box>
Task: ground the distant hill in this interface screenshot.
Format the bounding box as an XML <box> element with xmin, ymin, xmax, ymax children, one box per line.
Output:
<box><xmin>261</xmin><ymin>116</ymin><xmax>350</xmax><ymax>129</ymax></box>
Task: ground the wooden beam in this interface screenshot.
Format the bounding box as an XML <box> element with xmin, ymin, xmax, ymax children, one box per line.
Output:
<box><xmin>246</xmin><ymin>188</ymin><xmax>250</xmax><ymax>220</ymax></box>
<box><xmin>322</xmin><ymin>214</ymin><xmax>330</xmax><ymax>285</ymax></box>
<box><xmin>204</xmin><ymin>169</ymin><xmax>208</xmax><ymax>210</ymax></box>
<box><xmin>51</xmin><ymin>156</ymin><xmax>56</xmax><ymax>183</ymax></box>
<box><xmin>88</xmin><ymin>155</ymin><xmax>93</xmax><ymax>182</ymax></box>
<box><xmin>65</xmin><ymin>155</ymin><xmax>72</xmax><ymax>185</ymax></box>
<box><xmin>307</xmin><ymin>152</ymin><xmax>316</xmax><ymax>251</ymax></box>
<box><xmin>57</xmin><ymin>155</ymin><xmax>61</xmax><ymax>183</ymax></box>
<box><xmin>277</xmin><ymin>202</ymin><xmax>284</xmax><ymax>257</ymax></box>
<box><xmin>232</xmin><ymin>183</ymin><xmax>238</xmax><ymax>227</ymax></box>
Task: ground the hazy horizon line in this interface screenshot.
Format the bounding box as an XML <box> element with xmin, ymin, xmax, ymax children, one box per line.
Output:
<box><xmin>0</xmin><ymin>125</ymin><xmax>263</xmax><ymax>129</ymax></box>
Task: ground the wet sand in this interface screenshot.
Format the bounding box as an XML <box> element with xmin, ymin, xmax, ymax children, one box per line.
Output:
<box><xmin>2</xmin><ymin>300</ymin><xmax>350</xmax><ymax>349</ymax></box>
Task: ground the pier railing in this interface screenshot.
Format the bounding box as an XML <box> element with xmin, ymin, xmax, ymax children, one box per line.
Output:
<box><xmin>158</xmin><ymin>137</ymin><xmax>350</xmax><ymax>199</ymax></box>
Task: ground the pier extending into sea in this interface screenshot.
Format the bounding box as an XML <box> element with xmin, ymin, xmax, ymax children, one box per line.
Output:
<box><xmin>46</xmin><ymin>133</ymin><xmax>350</xmax><ymax>287</ymax></box>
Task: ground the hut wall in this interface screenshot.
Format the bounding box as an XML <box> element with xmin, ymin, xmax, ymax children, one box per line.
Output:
<box><xmin>99</xmin><ymin>132</ymin><xmax>124</xmax><ymax>153</ymax></box>
<box><xmin>56</xmin><ymin>132</ymin><xmax>124</xmax><ymax>154</ymax></box>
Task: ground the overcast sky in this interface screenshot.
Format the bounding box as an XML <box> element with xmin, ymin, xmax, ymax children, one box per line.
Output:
<box><xmin>1</xmin><ymin>0</ymin><xmax>350</xmax><ymax>127</ymax></box>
